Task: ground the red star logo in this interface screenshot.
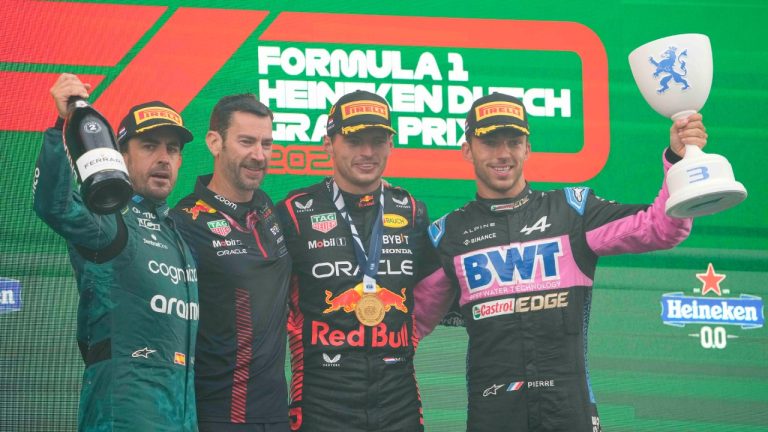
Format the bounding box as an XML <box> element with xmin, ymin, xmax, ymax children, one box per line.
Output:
<box><xmin>696</xmin><ymin>263</ymin><xmax>726</xmax><ymax>296</ymax></box>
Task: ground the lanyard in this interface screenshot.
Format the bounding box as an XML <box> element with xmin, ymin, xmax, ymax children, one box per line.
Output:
<box><xmin>331</xmin><ymin>180</ymin><xmax>384</xmax><ymax>294</ymax></box>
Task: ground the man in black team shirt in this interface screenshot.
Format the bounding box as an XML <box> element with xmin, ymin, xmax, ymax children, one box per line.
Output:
<box><xmin>277</xmin><ymin>90</ymin><xmax>437</xmax><ymax>432</ymax></box>
<box><xmin>171</xmin><ymin>94</ymin><xmax>291</xmax><ymax>432</ymax></box>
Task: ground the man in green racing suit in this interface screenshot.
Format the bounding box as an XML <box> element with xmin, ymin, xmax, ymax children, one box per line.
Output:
<box><xmin>33</xmin><ymin>73</ymin><xmax>199</xmax><ymax>431</ymax></box>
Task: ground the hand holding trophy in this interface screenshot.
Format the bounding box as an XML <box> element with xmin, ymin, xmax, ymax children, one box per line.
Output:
<box><xmin>629</xmin><ymin>33</ymin><xmax>746</xmax><ymax>218</ymax></box>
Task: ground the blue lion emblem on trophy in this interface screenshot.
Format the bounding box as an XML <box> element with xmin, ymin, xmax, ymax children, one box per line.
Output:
<box><xmin>649</xmin><ymin>46</ymin><xmax>689</xmax><ymax>94</ymax></box>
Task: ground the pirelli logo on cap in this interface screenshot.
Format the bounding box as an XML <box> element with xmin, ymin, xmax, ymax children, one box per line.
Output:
<box><xmin>134</xmin><ymin>107</ymin><xmax>183</xmax><ymax>126</ymax></box>
<box><xmin>341</xmin><ymin>100</ymin><xmax>389</xmax><ymax>120</ymax></box>
<box><xmin>475</xmin><ymin>101</ymin><xmax>524</xmax><ymax>122</ymax></box>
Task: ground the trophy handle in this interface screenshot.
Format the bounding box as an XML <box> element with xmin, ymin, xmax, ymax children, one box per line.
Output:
<box><xmin>663</xmin><ymin>116</ymin><xmax>747</xmax><ymax>218</ymax></box>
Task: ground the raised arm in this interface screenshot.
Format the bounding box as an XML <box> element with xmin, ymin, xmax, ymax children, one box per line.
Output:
<box><xmin>32</xmin><ymin>74</ymin><xmax>118</xmax><ymax>251</ymax></box>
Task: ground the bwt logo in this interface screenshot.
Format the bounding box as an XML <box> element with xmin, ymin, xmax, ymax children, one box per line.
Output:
<box><xmin>461</xmin><ymin>238</ymin><xmax>562</xmax><ymax>291</ymax></box>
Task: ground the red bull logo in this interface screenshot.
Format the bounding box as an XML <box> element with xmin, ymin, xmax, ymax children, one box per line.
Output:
<box><xmin>323</xmin><ymin>285</ymin><xmax>363</xmax><ymax>313</ymax></box>
<box><xmin>376</xmin><ymin>287</ymin><xmax>408</xmax><ymax>313</ymax></box>
<box><xmin>324</xmin><ymin>284</ymin><xmax>408</xmax><ymax>314</ymax></box>
<box><xmin>183</xmin><ymin>200</ymin><xmax>216</xmax><ymax>220</ymax></box>
<box><xmin>358</xmin><ymin>194</ymin><xmax>374</xmax><ymax>208</ymax></box>
<box><xmin>311</xmin><ymin>321</ymin><xmax>411</xmax><ymax>348</ymax></box>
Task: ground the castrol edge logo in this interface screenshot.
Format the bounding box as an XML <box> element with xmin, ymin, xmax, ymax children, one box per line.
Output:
<box><xmin>341</xmin><ymin>100</ymin><xmax>389</xmax><ymax>120</ymax></box>
<box><xmin>475</xmin><ymin>101</ymin><xmax>524</xmax><ymax>121</ymax></box>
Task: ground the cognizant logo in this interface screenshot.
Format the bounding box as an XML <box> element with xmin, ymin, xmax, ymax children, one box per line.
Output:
<box><xmin>151</xmin><ymin>294</ymin><xmax>199</xmax><ymax>320</ymax></box>
<box><xmin>148</xmin><ymin>260</ymin><xmax>198</xmax><ymax>285</ymax></box>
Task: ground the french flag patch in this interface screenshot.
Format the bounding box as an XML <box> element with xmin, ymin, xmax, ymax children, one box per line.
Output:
<box><xmin>507</xmin><ymin>381</ymin><xmax>524</xmax><ymax>391</ymax></box>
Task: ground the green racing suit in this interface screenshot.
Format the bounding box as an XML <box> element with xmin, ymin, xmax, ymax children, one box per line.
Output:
<box><xmin>33</xmin><ymin>128</ymin><xmax>199</xmax><ymax>431</ymax></box>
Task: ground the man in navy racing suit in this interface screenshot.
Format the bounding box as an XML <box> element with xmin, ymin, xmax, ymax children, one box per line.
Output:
<box><xmin>277</xmin><ymin>90</ymin><xmax>438</xmax><ymax>432</ymax></box>
<box><xmin>171</xmin><ymin>94</ymin><xmax>291</xmax><ymax>432</ymax></box>
<box><xmin>414</xmin><ymin>93</ymin><xmax>707</xmax><ymax>432</ymax></box>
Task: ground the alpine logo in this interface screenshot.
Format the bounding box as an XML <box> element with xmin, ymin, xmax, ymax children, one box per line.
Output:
<box><xmin>520</xmin><ymin>216</ymin><xmax>551</xmax><ymax>235</ymax></box>
<box><xmin>207</xmin><ymin>219</ymin><xmax>231</xmax><ymax>237</ymax></box>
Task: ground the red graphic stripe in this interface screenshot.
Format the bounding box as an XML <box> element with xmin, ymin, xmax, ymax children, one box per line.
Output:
<box><xmin>0</xmin><ymin>1</ymin><xmax>164</xmax><ymax>65</ymax></box>
<box><xmin>0</xmin><ymin>72</ymin><xmax>104</xmax><ymax>132</ymax></box>
<box><xmin>408</xmin><ymin>193</ymin><xmax>416</xmax><ymax>224</ymax></box>
<box><xmin>283</xmin><ymin>192</ymin><xmax>309</xmax><ymax>235</ymax></box>
<box><xmin>251</xmin><ymin>227</ymin><xmax>268</xmax><ymax>258</ymax></box>
<box><xmin>231</xmin><ymin>288</ymin><xmax>253</xmax><ymax>423</ymax></box>
<box><xmin>287</xmin><ymin>276</ymin><xmax>305</xmax><ymax>403</ymax></box>
<box><xmin>96</xmin><ymin>8</ymin><xmax>268</xmax><ymax>127</ymax></box>
<box><xmin>412</xmin><ymin>319</ymin><xmax>424</xmax><ymax>425</ymax></box>
<box><xmin>287</xmin><ymin>276</ymin><xmax>304</xmax><ymax>431</ymax></box>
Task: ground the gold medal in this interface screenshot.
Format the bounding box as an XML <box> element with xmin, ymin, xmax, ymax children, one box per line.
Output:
<box><xmin>355</xmin><ymin>293</ymin><xmax>385</xmax><ymax>326</ymax></box>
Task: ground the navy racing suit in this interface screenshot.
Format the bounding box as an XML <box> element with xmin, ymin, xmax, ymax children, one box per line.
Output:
<box><xmin>415</xmin><ymin>150</ymin><xmax>692</xmax><ymax>432</ymax></box>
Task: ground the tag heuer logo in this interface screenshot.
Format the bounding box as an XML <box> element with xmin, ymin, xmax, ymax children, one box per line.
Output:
<box><xmin>311</xmin><ymin>213</ymin><xmax>337</xmax><ymax>233</ymax></box>
<box><xmin>207</xmin><ymin>219</ymin><xmax>231</xmax><ymax>237</ymax></box>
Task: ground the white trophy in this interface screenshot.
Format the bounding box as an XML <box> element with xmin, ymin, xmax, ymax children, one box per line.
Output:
<box><xmin>629</xmin><ymin>33</ymin><xmax>746</xmax><ymax>218</ymax></box>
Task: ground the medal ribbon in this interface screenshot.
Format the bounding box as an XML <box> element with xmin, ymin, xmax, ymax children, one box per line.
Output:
<box><xmin>331</xmin><ymin>180</ymin><xmax>385</xmax><ymax>294</ymax></box>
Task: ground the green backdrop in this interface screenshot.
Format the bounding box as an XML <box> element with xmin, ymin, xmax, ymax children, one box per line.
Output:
<box><xmin>1</xmin><ymin>1</ymin><xmax>766</xmax><ymax>431</ymax></box>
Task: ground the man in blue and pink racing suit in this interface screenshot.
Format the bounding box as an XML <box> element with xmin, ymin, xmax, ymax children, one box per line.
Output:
<box><xmin>415</xmin><ymin>93</ymin><xmax>707</xmax><ymax>432</ymax></box>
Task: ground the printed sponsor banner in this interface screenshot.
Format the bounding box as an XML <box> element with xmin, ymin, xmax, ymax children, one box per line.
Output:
<box><xmin>660</xmin><ymin>263</ymin><xmax>765</xmax><ymax>350</ymax></box>
<box><xmin>0</xmin><ymin>278</ymin><xmax>22</xmax><ymax>314</ymax></box>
